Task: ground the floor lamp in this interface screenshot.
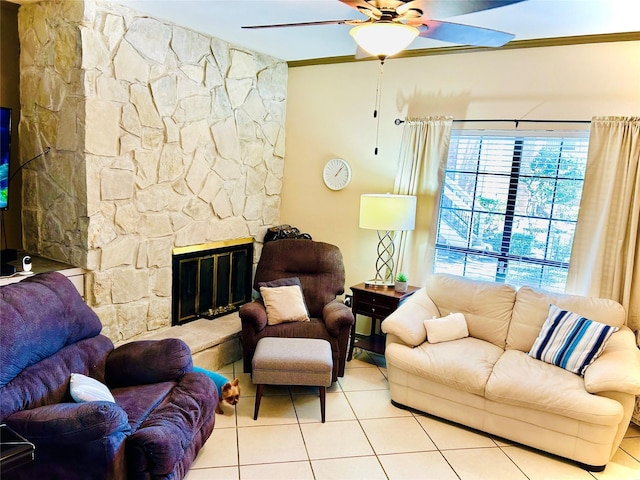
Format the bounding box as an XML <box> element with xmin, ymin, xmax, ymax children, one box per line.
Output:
<box><xmin>359</xmin><ymin>194</ymin><xmax>417</xmax><ymax>287</ymax></box>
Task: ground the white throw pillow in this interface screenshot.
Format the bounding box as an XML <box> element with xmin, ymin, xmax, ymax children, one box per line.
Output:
<box><xmin>529</xmin><ymin>304</ymin><xmax>618</xmax><ymax>376</ymax></box>
<box><xmin>70</xmin><ymin>373</ymin><xmax>115</xmax><ymax>403</ymax></box>
<box><xmin>424</xmin><ymin>312</ymin><xmax>469</xmax><ymax>343</ymax></box>
<box><xmin>260</xmin><ymin>285</ymin><xmax>310</xmax><ymax>325</ymax></box>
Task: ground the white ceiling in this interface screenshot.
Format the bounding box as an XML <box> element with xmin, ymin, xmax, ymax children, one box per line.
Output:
<box><xmin>115</xmin><ymin>0</ymin><xmax>639</xmax><ymax>62</ymax></box>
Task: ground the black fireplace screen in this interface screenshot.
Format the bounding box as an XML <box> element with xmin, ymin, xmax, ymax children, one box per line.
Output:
<box><xmin>172</xmin><ymin>239</ymin><xmax>253</xmax><ymax>325</ymax></box>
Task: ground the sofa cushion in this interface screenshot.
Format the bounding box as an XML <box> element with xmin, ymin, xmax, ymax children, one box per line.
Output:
<box><xmin>385</xmin><ymin>337</ymin><xmax>504</xmax><ymax>395</ymax></box>
<box><xmin>424</xmin><ymin>313</ymin><xmax>469</xmax><ymax>344</ymax></box>
<box><xmin>529</xmin><ymin>305</ymin><xmax>618</xmax><ymax>376</ymax></box>
<box><xmin>426</xmin><ymin>274</ymin><xmax>516</xmax><ymax>349</ymax></box>
<box><xmin>486</xmin><ymin>350</ymin><xmax>624</xmax><ymax>426</ymax></box>
<box><xmin>113</xmin><ymin>382</ymin><xmax>175</xmax><ymax>432</ymax></box>
<box><xmin>0</xmin><ymin>272</ymin><xmax>103</xmax><ymax>387</ymax></box>
<box><xmin>507</xmin><ymin>286</ymin><xmax>626</xmax><ymax>353</ymax></box>
<box><xmin>0</xmin><ymin>336</ymin><xmax>113</xmax><ymax>421</ymax></box>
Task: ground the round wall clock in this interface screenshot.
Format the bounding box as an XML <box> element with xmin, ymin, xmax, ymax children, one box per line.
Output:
<box><xmin>322</xmin><ymin>158</ymin><xmax>352</xmax><ymax>191</ymax></box>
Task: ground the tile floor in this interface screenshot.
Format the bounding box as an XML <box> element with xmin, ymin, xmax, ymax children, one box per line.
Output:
<box><xmin>186</xmin><ymin>350</ymin><xmax>640</xmax><ymax>480</ymax></box>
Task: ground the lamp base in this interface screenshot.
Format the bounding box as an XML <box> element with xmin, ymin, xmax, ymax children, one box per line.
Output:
<box><xmin>364</xmin><ymin>279</ymin><xmax>395</xmax><ymax>288</ymax></box>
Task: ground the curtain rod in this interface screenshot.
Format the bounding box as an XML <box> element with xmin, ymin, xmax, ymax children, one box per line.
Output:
<box><xmin>394</xmin><ymin>118</ymin><xmax>591</xmax><ymax>127</ymax></box>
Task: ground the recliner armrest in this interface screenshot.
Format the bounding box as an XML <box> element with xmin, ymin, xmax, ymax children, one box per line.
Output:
<box><xmin>322</xmin><ymin>299</ymin><xmax>354</xmax><ymax>337</ymax></box>
<box><xmin>106</xmin><ymin>338</ymin><xmax>193</xmax><ymax>388</ymax></box>
<box><xmin>584</xmin><ymin>326</ymin><xmax>640</xmax><ymax>395</ymax></box>
<box><xmin>239</xmin><ymin>301</ymin><xmax>268</xmax><ymax>333</ymax></box>
<box><xmin>6</xmin><ymin>402</ymin><xmax>130</xmax><ymax>445</ymax></box>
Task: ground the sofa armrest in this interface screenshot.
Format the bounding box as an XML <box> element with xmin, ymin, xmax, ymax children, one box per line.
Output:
<box><xmin>239</xmin><ymin>301</ymin><xmax>268</xmax><ymax>333</ymax></box>
<box><xmin>105</xmin><ymin>338</ymin><xmax>192</xmax><ymax>388</ymax></box>
<box><xmin>323</xmin><ymin>299</ymin><xmax>355</xmax><ymax>337</ymax></box>
<box><xmin>381</xmin><ymin>288</ymin><xmax>439</xmax><ymax>347</ymax></box>
<box><xmin>6</xmin><ymin>402</ymin><xmax>130</xmax><ymax>445</ymax></box>
<box><xmin>584</xmin><ymin>326</ymin><xmax>640</xmax><ymax>395</ymax></box>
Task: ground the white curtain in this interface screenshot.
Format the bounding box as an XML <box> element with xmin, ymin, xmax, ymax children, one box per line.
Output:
<box><xmin>393</xmin><ymin>116</ymin><xmax>453</xmax><ymax>287</ymax></box>
<box><xmin>566</xmin><ymin>116</ymin><xmax>640</xmax><ymax>332</ymax></box>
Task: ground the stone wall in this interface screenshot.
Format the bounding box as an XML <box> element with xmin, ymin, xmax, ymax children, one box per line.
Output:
<box><xmin>18</xmin><ymin>0</ymin><xmax>286</xmax><ymax>341</ymax></box>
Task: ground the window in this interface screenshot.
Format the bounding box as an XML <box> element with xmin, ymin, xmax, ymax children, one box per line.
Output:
<box><xmin>433</xmin><ymin>130</ymin><xmax>589</xmax><ymax>292</ymax></box>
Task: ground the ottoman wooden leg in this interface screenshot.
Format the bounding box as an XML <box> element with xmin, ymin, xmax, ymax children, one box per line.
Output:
<box><xmin>254</xmin><ymin>384</ymin><xmax>264</xmax><ymax>420</ymax></box>
<box><xmin>320</xmin><ymin>386</ymin><xmax>326</xmax><ymax>423</ymax></box>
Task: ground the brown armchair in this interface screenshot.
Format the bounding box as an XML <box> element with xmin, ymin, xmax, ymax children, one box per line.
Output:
<box><xmin>239</xmin><ymin>239</ymin><xmax>354</xmax><ymax>382</ymax></box>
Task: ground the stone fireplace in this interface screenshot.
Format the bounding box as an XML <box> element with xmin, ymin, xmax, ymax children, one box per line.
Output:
<box><xmin>172</xmin><ymin>238</ymin><xmax>253</xmax><ymax>326</ymax></box>
<box><xmin>16</xmin><ymin>0</ymin><xmax>286</xmax><ymax>343</ymax></box>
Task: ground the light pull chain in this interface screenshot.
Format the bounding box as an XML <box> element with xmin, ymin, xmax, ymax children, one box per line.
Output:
<box><xmin>373</xmin><ymin>59</ymin><xmax>385</xmax><ymax>155</ymax></box>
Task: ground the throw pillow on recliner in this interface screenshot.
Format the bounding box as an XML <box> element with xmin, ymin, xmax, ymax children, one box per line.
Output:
<box><xmin>258</xmin><ymin>277</ymin><xmax>310</xmax><ymax>325</ymax></box>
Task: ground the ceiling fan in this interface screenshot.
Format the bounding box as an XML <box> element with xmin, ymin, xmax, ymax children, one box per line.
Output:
<box><xmin>243</xmin><ymin>0</ymin><xmax>527</xmax><ymax>60</ymax></box>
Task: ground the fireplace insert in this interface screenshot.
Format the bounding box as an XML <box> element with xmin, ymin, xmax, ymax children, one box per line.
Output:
<box><xmin>172</xmin><ymin>238</ymin><xmax>253</xmax><ymax>326</ymax></box>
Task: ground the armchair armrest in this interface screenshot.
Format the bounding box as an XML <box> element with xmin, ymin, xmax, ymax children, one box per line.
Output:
<box><xmin>239</xmin><ymin>301</ymin><xmax>268</xmax><ymax>333</ymax></box>
<box><xmin>322</xmin><ymin>299</ymin><xmax>354</xmax><ymax>337</ymax></box>
<box><xmin>105</xmin><ymin>338</ymin><xmax>192</xmax><ymax>388</ymax></box>
<box><xmin>6</xmin><ymin>402</ymin><xmax>130</xmax><ymax>445</ymax></box>
<box><xmin>584</xmin><ymin>326</ymin><xmax>640</xmax><ymax>395</ymax></box>
<box><xmin>381</xmin><ymin>288</ymin><xmax>439</xmax><ymax>347</ymax></box>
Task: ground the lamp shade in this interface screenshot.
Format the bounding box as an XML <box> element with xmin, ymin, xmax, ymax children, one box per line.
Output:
<box><xmin>349</xmin><ymin>22</ymin><xmax>419</xmax><ymax>58</ymax></box>
<box><xmin>359</xmin><ymin>194</ymin><xmax>416</xmax><ymax>231</ymax></box>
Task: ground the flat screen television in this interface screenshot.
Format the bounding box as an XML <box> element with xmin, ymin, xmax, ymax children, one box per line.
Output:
<box><xmin>0</xmin><ymin>107</ymin><xmax>11</xmax><ymax>210</ymax></box>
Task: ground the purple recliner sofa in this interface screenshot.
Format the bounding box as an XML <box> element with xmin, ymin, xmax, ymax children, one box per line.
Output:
<box><xmin>0</xmin><ymin>272</ymin><xmax>217</xmax><ymax>479</ymax></box>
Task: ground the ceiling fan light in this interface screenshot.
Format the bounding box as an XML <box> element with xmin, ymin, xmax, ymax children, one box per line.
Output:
<box><xmin>350</xmin><ymin>22</ymin><xmax>419</xmax><ymax>58</ymax></box>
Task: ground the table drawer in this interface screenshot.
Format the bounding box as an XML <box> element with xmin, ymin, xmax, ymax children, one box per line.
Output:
<box><xmin>357</xmin><ymin>299</ymin><xmax>395</xmax><ymax>318</ymax></box>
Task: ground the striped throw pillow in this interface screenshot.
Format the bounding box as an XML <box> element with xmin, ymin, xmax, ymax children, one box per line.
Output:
<box><xmin>528</xmin><ymin>304</ymin><xmax>618</xmax><ymax>376</ymax></box>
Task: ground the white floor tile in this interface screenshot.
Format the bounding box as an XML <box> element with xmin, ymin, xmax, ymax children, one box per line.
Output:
<box><xmin>240</xmin><ymin>461</ymin><xmax>315</xmax><ymax>479</ymax></box>
<box><xmin>621</xmin><ymin>436</ymin><xmax>640</xmax><ymax>461</ymax></box>
<box><xmin>213</xmin><ymin>405</ymin><xmax>238</xmax><ymax>429</ymax></box>
<box><xmin>190</xmin><ymin>426</ymin><xmax>237</xmax><ymax>468</ymax></box>
<box><xmin>185</xmin><ymin>466</ymin><xmax>239</xmax><ymax>480</ymax></box>
<box><xmin>236</xmin><ymin>393</ymin><xmax>298</xmax><ymax>427</ymax></box>
<box><xmin>237</xmin><ymin>424</ymin><xmax>308</xmax><ymax>465</ymax></box>
<box><xmin>345</xmin><ymin>350</ymin><xmax>377</xmax><ymax>368</ymax></box>
<box><xmin>501</xmin><ymin>445</ymin><xmax>595</xmax><ymax>480</ymax></box>
<box><xmin>361</xmin><ymin>417</ymin><xmax>437</xmax><ymax>455</ymax></box>
<box><xmin>378</xmin><ymin>451</ymin><xmax>459</xmax><ymax>480</ymax></box>
<box><xmin>443</xmin><ymin>447</ymin><xmax>529</xmax><ymax>480</ymax></box>
<box><xmin>592</xmin><ymin>448</ymin><xmax>640</xmax><ymax>480</ymax></box>
<box><xmin>337</xmin><ymin>366</ymin><xmax>388</xmax><ymax>391</ymax></box>
<box><xmin>187</xmin><ymin>360</ymin><xmax>637</xmax><ymax>480</ymax></box>
<box><xmin>346</xmin><ymin>389</ymin><xmax>412</xmax><ymax>420</ymax></box>
<box><xmin>300</xmin><ymin>420</ymin><xmax>374</xmax><ymax>460</ymax></box>
<box><xmin>293</xmin><ymin>391</ymin><xmax>357</xmax><ymax>423</ymax></box>
<box><xmin>311</xmin><ymin>456</ymin><xmax>388</xmax><ymax>480</ymax></box>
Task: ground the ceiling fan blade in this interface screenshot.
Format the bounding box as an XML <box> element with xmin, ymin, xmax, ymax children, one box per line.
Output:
<box><xmin>339</xmin><ymin>0</ymin><xmax>382</xmax><ymax>19</ymax></box>
<box><xmin>396</xmin><ymin>1</ymin><xmax>424</xmax><ymax>20</ymax></box>
<box><xmin>419</xmin><ymin>19</ymin><xmax>515</xmax><ymax>47</ymax></box>
<box><xmin>413</xmin><ymin>0</ymin><xmax>526</xmax><ymax>21</ymax></box>
<box><xmin>242</xmin><ymin>19</ymin><xmax>358</xmax><ymax>29</ymax></box>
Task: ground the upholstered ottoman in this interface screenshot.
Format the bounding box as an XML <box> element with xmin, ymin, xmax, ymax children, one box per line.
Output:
<box><xmin>252</xmin><ymin>337</ymin><xmax>333</xmax><ymax>422</ymax></box>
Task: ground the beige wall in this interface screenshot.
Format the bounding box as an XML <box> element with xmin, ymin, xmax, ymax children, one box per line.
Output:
<box><xmin>282</xmin><ymin>41</ymin><xmax>640</xmax><ymax>295</ymax></box>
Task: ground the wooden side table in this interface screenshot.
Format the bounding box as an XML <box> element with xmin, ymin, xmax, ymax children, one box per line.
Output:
<box><xmin>347</xmin><ymin>282</ymin><xmax>419</xmax><ymax>360</ymax></box>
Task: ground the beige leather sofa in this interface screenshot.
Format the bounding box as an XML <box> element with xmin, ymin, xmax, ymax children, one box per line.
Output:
<box><xmin>382</xmin><ymin>273</ymin><xmax>640</xmax><ymax>471</ymax></box>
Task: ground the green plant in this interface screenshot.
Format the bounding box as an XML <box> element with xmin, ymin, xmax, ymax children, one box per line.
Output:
<box><xmin>396</xmin><ymin>272</ymin><xmax>407</xmax><ymax>283</ymax></box>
